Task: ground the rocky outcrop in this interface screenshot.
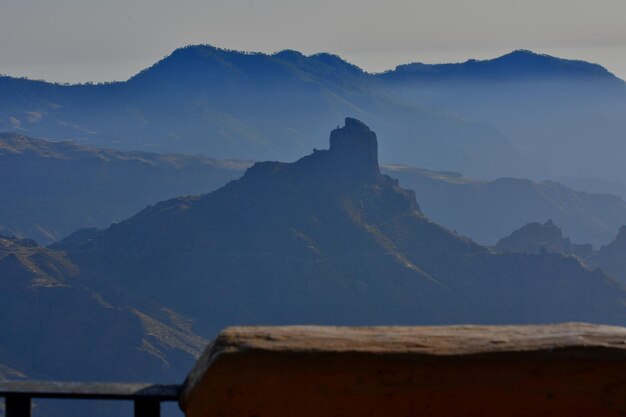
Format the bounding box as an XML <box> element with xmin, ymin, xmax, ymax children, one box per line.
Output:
<box><xmin>328</xmin><ymin>118</ymin><xmax>380</xmax><ymax>181</ymax></box>
<box><xmin>181</xmin><ymin>324</ymin><xmax>626</xmax><ymax>417</ymax></box>
<box><xmin>495</xmin><ymin>220</ymin><xmax>594</xmax><ymax>259</ymax></box>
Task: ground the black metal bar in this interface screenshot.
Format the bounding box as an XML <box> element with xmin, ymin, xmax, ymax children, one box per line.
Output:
<box><xmin>0</xmin><ymin>381</ymin><xmax>181</xmax><ymax>417</ymax></box>
<box><xmin>5</xmin><ymin>394</ymin><xmax>31</xmax><ymax>417</ymax></box>
<box><xmin>134</xmin><ymin>398</ymin><xmax>160</xmax><ymax>417</ymax></box>
<box><xmin>0</xmin><ymin>382</ymin><xmax>180</xmax><ymax>400</ymax></box>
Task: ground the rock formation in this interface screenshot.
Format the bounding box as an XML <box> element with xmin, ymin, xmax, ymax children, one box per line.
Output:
<box><xmin>495</xmin><ymin>220</ymin><xmax>594</xmax><ymax>259</ymax></box>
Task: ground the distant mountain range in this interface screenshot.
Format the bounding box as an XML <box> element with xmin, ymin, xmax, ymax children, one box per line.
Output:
<box><xmin>384</xmin><ymin>165</ymin><xmax>626</xmax><ymax>246</ymax></box>
<box><xmin>594</xmin><ymin>226</ymin><xmax>626</xmax><ymax>285</ymax></box>
<box><xmin>495</xmin><ymin>220</ymin><xmax>626</xmax><ymax>287</ymax></box>
<box><xmin>495</xmin><ymin>220</ymin><xmax>594</xmax><ymax>259</ymax></box>
<box><xmin>4</xmin><ymin>132</ymin><xmax>626</xmax><ymax>248</ymax></box>
<box><xmin>0</xmin><ymin>132</ymin><xmax>247</xmax><ymax>244</ymax></box>
<box><xmin>4</xmin><ymin>45</ymin><xmax>626</xmax><ymax>185</ymax></box>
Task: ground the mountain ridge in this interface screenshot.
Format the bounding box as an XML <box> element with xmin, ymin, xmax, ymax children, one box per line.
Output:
<box><xmin>63</xmin><ymin>119</ymin><xmax>626</xmax><ymax>330</ymax></box>
<box><xmin>0</xmin><ymin>132</ymin><xmax>247</xmax><ymax>244</ymax></box>
<box><xmin>385</xmin><ymin>49</ymin><xmax>622</xmax><ymax>82</ymax></box>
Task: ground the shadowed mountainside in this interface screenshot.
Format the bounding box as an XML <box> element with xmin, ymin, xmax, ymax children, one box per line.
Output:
<box><xmin>0</xmin><ymin>234</ymin><xmax>207</xmax><ymax>416</ymax></box>
<box><xmin>62</xmin><ymin>119</ymin><xmax>626</xmax><ymax>334</ymax></box>
<box><xmin>0</xmin><ymin>235</ymin><xmax>207</xmax><ymax>382</ymax></box>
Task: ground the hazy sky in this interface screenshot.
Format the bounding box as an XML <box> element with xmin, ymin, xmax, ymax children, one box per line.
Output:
<box><xmin>2</xmin><ymin>0</ymin><xmax>626</xmax><ymax>83</ymax></box>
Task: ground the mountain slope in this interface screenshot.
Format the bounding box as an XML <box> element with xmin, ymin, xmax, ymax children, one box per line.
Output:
<box><xmin>493</xmin><ymin>221</ymin><xmax>626</xmax><ymax>288</ymax></box>
<box><xmin>3</xmin><ymin>131</ymin><xmax>624</xmax><ymax>249</ymax></box>
<box><xmin>494</xmin><ymin>220</ymin><xmax>594</xmax><ymax>259</ymax></box>
<box><xmin>383</xmin><ymin>165</ymin><xmax>626</xmax><ymax>246</ymax></box>
<box><xmin>0</xmin><ymin>45</ymin><xmax>536</xmax><ymax>179</ymax></box>
<box><xmin>0</xmin><ymin>235</ymin><xmax>207</xmax><ymax>382</ymax></box>
<box><xmin>380</xmin><ymin>50</ymin><xmax>626</xmax><ymax>184</ymax></box>
<box><xmin>593</xmin><ymin>226</ymin><xmax>626</xmax><ymax>286</ymax></box>
<box><xmin>0</xmin><ymin>133</ymin><xmax>247</xmax><ymax>244</ymax></box>
<box><xmin>64</xmin><ymin>119</ymin><xmax>626</xmax><ymax>333</ymax></box>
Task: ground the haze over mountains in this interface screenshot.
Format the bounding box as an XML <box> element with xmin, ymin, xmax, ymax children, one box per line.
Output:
<box><xmin>495</xmin><ymin>220</ymin><xmax>626</xmax><ymax>287</ymax></box>
<box><xmin>4</xmin><ymin>132</ymin><xmax>626</xmax><ymax>248</ymax></box>
<box><xmin>4</xmin><ymin>45</ymin><xmax>626</xmax><ymax>188</ymax></box>
<box><xmin>384</xmin><ymin>165</ymin><xmax>626</xmax><ymax>246</ymax></box>
<box><xmin>0</xmin><ymin>132</ymin><xmax>247</xmax><ymax>244</ymax></box>
<box><xmin>382</xmin><ymin>50</ymin><xmax>626</xmax><ymax>183</ymax></box>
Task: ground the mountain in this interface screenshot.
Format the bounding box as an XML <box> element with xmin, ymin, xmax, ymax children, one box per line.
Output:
<box><xmin>557</xmin><ymin>176</ymin><xmax>626</xmax><ymax>201</ymax></box>
<box><xmin>61</xmin><ymin>119</ymin><xmax>626</xmax><ymax>331</ymax></box>
<box><xmin>3</xmin><ymin>131</ymin><xmax>624</xmax><ymax>248</ymax></box>
<box><xmin>383</xmin><ymin>165</ymin><xmax>626</xmax><ymax>246</ymax></box>
<box><xmin>0</xmin><ymin>132</ymin><xmax>247</xmax><ymax>244</ymax></box>
<box><xmin>494</xmin><ymin>220</ymin><xmax>594</xmax><ymax>259</ymax></box>
<box><xmin>4</xmin><ymin>132</ymin><xmax>625</xmax><ymax>251</ymax></box>
<box><xmin>494</xmin><ymin>220</ymin><xmax>626</xmax><ymax>288</ymax></box>
<box><xmin>0</xmin><ymin>234</ymin><xmax>206</xmax><ymax>380</ymax></box>
<box><xmin>383</xmin><ymin>50</ymin><xmax>619</xmax><ymax>82</ymax></box>
<box><xmin>0</xmin><ymin>45</ymin><xmax>538</xmax><ymax>179</ymax></box>
<box><xmin>593</xmin><ymin>226</ymin><xmax>626</xmax><ymax>286</ymax></box>
<box><xmin>381</xmin><ymin>50</ymin><xmax>626</xmax><ymax>184</ymax></box>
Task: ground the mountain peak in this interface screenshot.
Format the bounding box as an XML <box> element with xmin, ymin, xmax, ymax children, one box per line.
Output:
<box><xmin>495</xmin><ymin>220</ymin><xmax>594</xmax><ymax>259</ymax></box>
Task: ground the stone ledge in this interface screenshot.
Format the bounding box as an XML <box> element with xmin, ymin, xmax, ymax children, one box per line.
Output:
<box><xmin>181</xmin><ymin>323</ymin><xmax>626</xmax><ymax>417</ymax></box>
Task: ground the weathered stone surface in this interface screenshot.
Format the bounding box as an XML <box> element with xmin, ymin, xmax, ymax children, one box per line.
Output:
<box><xmin>181</xmin><ymin>324</ymin><xmax>626</xmax><ymax>417</ymax></box>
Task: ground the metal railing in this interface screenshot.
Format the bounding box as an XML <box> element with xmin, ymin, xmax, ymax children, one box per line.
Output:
<box><xmin>0</xmin><ymin>381</ymin><xmax>180</xmax><ymax>417</ymax></box>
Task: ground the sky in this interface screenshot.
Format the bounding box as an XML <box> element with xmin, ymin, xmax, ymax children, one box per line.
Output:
<box><xmin>1</xmin><ymin>0</ymin><xmax>626</xmax><ymax>83</ymax></box>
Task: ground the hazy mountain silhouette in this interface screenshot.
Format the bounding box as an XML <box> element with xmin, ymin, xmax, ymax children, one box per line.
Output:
<box><xmin>0</xmin><ymin>45</ymin><xmax>542</xmax><ymax>179</ymax></box>
<box><xmin>384</xmin><ymin>50</ymin><xmax>620</xmax><ymax>81</ymax></box>
<box><xmin>558</xmin><ymin>176</ymin><xmax>626</xmax><ymax>201</ymax></box>
<box><xmin>384</xmin><ymin>165</ymin><xmax>626</xmax><ymax>246</ymax></box>
<box><xmin>593</xmin><ymin>226</ymin><xmax>626</xmax><ymax>286</ymax></box>
<box><xmin>381</xmin><ymin>50</ymin><xmax>626</xmax><ymax>184</ymax></box>
<box><xmin>0</xmin><ymin>132</ymin><xmax>247</xmax><ymax>244</ymax></box>
<box><xmin>494</xmin><ymin>220</ymin><xmax>594</xmax><ymax>259</ymax></box>
<box><xmin>494</xmin><ymin>220</ymin><xmax>626</xmax><ymax>288</ymax></box>
<box><xmin>4</xmin><ymin>131</ymin><xmax>626</xmax><ymax>249</ymax></box>
<box><xmin>61</xmin><ymin>119</ymin><xmax>626</xmax><ymax>333</ymax></box>
<box><xmin>4</xmin><ymin>47</ymin><xmax>626</xmax><ymax>186</ymax></box>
